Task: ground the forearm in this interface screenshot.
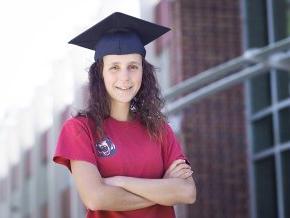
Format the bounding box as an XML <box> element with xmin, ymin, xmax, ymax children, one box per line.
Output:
<box><xmin>93</xmin><ymin>184</ymin><xmax>156</xmax><ymax>211</ymax></box>
<box><xmin>118</xmin><ymin>177</ymin><xmax>195</xmax><ymax>206</ymax></box>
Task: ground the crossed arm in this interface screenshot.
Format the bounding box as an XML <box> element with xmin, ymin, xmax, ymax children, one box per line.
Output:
<box><xmin>71</xmin><ymin>159</ymin><xmax>196</xmax><ymax>211</ymax></box>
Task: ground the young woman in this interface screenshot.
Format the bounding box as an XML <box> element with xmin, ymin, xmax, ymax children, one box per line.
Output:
<box><xmin>53</xmin><ymin>12</ymin><xmax>196</xmax><ymax>218</ymax></box>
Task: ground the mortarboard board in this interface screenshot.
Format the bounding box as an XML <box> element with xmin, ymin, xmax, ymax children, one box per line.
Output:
<box><xmin>68</xmin><ymin>12</ymin><xmax>171</xmax><ymax>60</ymax></box>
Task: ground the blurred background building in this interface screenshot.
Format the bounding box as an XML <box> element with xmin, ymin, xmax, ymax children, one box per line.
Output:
<box><xmin>0</xmin><ymin>0</ymin><xmax>290</xmax><ymax>218</ymax></box>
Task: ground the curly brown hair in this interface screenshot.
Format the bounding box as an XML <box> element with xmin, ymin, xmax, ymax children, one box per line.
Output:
<box><xmin>74</xmin><ymin>57</ymin><xmax>167</xmax><ymax>143</ymax></box>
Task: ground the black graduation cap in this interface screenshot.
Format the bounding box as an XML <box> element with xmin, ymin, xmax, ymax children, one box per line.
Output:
<box><xmin>68</xmin><ymin>12</ymin><xmax>171</xmax><ymax>60</ymax></box>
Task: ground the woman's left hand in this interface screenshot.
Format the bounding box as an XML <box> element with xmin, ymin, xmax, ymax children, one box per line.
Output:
<box><xmin>163</xmin><ymin>159</ymin><xmax>193</xmax><ymax>179</ymax></box>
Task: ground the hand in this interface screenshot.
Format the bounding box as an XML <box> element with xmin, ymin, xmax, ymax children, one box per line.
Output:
<box><xmin>163</xmin><ymin>159</ymin><xmax>193</xmax><ymax>179</ymax></box>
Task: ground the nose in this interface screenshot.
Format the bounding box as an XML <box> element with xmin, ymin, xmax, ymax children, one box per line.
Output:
<box><xmin>119</xmin><ymin>67</ymin><xmax>130</xmax><ymax>81</ymax></box>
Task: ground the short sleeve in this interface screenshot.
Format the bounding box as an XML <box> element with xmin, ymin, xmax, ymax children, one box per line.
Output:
<box><xmin>53</xmin><ymin>118</ymin><xmax>97</xmax><ymax>172</ymax></box>
<box><xmin>162</xmin><ymin>123</ymin><xmax>191</xmax><ymax>171</ymax></box>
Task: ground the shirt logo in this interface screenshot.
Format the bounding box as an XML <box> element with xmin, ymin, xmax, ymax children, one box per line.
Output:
<box><xmin>95</xmin><ymin>137</ymin><xmax>117</xmax><ymax>157</ymax></box>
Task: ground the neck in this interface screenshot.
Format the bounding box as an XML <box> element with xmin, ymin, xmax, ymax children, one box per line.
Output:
<box><xmin>110</xmin><ymin>101</ymin><xmax>132</xmax><ymax>121</ymax></box>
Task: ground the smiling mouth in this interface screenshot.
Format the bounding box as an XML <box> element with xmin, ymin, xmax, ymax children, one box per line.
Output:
<box><xmin>116</xmin><ymin>86</ymin><xmax>133</xmax><ymax>90</ymax></box>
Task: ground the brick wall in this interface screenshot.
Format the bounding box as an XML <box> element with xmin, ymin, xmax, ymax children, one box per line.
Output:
<box><xmin>168</xmin><ymin>1</ymin><xmax>250</xmax><ymax>217</ymax></box>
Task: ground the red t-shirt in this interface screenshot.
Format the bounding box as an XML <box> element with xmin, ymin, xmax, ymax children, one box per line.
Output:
<box><xmin>53</xmin><ymin>115</ymin><xmax>189</xmax><ymax>218</ymax></box>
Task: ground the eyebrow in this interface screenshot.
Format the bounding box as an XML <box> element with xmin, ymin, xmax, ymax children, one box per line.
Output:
<box><xmin>110</xmin><ymin>61</ymin><xmax>141</xmax><ymax>66</ymax></box>
<box><xmin>129</xmin><ymin>61</ymin><xmax>141</xmax><ymax>65</ymax></box>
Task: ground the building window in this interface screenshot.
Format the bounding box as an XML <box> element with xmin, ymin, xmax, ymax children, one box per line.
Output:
<box><xmin>276</xmin><ymin>71</ymin><xmax>290</xmax><ymax>102</ymax></box>
<box><xmin>245</xmin><ymin>0</ymin><xmax>268</xmax><ymax>48</ymax></box>
<box><xmin>245</xmin><ymin>0</ymin><xmax>290</xmax><ymax>218</ymax></box>
<box><xmin>250</xmin><ymin>73</ymin><xmax>272</xmax><ymax>113</ymax></box>
<box><xmin>272</xmin><ymin>0</ymin><xmax>287</xmax><ymax>41</ymax></box>
<box><xmin>252</xmin><ymin>115</ymin><xmax>274</xmax><ymax>153</ymax></box>
<box><xmin>278</xmin><ymin>106</ymin><xmax>290</xmax><ymax>144</ymax></box>
<box><xmin>254</xmin><ymin>157</ymin><xmax>277</xmax><ymax>218</ymax></box>
<box><xmin>281</xmin><ymin>150</ymin><xmax>290</xmax><ymax>218</ymax></box>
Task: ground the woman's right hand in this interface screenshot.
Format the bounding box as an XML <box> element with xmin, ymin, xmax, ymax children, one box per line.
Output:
<box><xmin>163</xmin><ymin>159</ymin><xmax>193</xmax><ymax>179</ymax></box>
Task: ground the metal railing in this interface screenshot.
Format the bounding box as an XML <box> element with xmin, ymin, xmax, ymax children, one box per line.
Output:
<box><xmin>163</xmin><ymin>37</ymin><xmax>290</xmax><ymax>115</ymax></box>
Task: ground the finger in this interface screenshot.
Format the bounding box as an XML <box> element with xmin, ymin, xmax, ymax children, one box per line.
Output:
<box><xmin>167</xmin><ymin>159</ymin><xmax>186</xmax><ymax>172</ymax></box>
<box><xmin>170</xmin><ymin>163</ymin><xmax>191</xmax><ymax>174</ymax></box>
<box><xmin>180</xmin><ymin>172</ymin><xmax>193</xmax><ymax>179</ymax></box>
<box><xmin>167</xmin><ymin>164</ymin><xmax>191</xmax><ymax>178</ymax></box>
<box><xmin>170</xmin><ymin>168</ymin><xmax>191</xmax><ymax>178</ymax></box>
<box><xmin>174</xmin><ymin>168</ymin><xmax>192</xmax><ymax>177</ymax></box>
<box><xmin>177</xmin><ymin>170</ymin><xmax>193</xmax><ymax>179</ymax></box>
<box><xmin>165</xmin><ymin>160</ymin><xmax>190</xmax><ymax>178</ymax></box>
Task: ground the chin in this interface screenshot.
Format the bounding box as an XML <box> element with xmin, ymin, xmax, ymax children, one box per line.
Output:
<box><xmin>117</xmin><ymin>98</ymin><xmax>134</xmax><ymax>103</ymax></box>
<box><xmin>111</xmin><ymin>96</ymin><xmax>135</xmax><ymax>104</ymax></box>
<box><xmin>111</xmin><ymin>93</ymin><xmax>137</xmax><ymax>103</ymax></box>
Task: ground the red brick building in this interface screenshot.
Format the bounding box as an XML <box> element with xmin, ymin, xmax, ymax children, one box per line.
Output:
<box><xmin>154</xmin><ymin>1</ymin><xmax>290</xmax><ymax>218</ymax></box>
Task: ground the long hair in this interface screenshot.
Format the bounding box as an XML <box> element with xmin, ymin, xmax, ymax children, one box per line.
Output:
<box><xmin>74</xmin><ymin>57</ymin><xmax>167</xmax><ymax>143</ymax></box>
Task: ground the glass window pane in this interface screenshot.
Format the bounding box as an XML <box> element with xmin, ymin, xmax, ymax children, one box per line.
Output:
<box><xmin>272</xmin><ymin>0</ymin><xmax>287</xmax><ymax>40</ymax></box>
<box><xmin>254</xmin><ymin>157</ymin><xmax>277</xmax><ymax>218</ymax></box>
<box><xmin>252</xmin><ymin>115</ymin><xmax>274</xmax><ymax>153</ymax></box>
<box><xmin>277</xmin><ymin>71</ymin><xmax>290</xmax><ymax>101</ymax></box>
<box><xmin>250</xmin><ymin>73</ymin><xmax>272</xmax><ymax>113</ymax></box>
<box><xmin>245</xmin><ymin>0</ymin><xmax>269</xmax><ymax>47</ymax></box>
<box><xmin>279</xmin><ymin>107</ymin><xmax>290</xmax><ymax>143</ymax></box>
<box><xmin>281</xmin><ymin>150</ymin><xmax>290</xmax><ymax>218</ymax></box>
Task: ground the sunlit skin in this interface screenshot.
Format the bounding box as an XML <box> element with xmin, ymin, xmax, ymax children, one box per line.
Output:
<box><xmin>102</xmin><ymin>53</ymin><xmax>143</xmax><ymax>121</ymax></box>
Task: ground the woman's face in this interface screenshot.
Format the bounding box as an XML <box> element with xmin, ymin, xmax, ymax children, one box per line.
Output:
<box><xmin>102</xmin><ymin>53</ymin><xmax>143</xmax><ymax>105</ymax></box>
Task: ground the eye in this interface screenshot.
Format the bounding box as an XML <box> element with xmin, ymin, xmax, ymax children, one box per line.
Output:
<box><xmin>110</xmin><ymin>65</ymin><xmax>119</xmax><ymax>71</ymax></box>
<box><xmin>129</xmin><ymin>65</ymin><xmax>138</xmax><ymax>70</ymax></box>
